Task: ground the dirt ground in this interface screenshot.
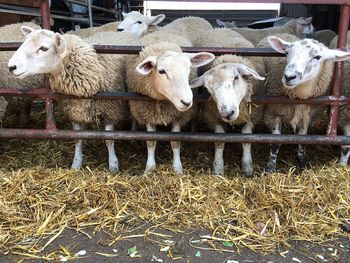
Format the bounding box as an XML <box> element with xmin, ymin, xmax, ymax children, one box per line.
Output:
<box><xmin>1</xmin><ymin>227</ymin><xmax>350</xmax><ymax>263</ymax></box>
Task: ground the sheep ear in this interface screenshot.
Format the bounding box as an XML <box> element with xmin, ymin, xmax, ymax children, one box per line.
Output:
<box><xmin>216</xmin><ymin>19</ymin><xmax>225</xmax><ymax>27</ymax></box>
<box><xmin>267</xmin><ymin>36</ymin><xmax>290</xmax><ymax>54</ymax></box>
<box><xmin>55</xmin><ymin>33</ymin><xmax>66</xmax><ymax>56</ymax></box>
<box><xmin>186</xmin><ymin>52</ymin><xmax>215</xmax><ymax>68</ymax></box>
<box><xmin>122</xmin><ymin>12</ymin><xmax>128</xmax><ymax>18</ymax></box>
<box><xmin>236</xmin><ymin>64</ymin><xmax>265</xmax><ymax>80</ymax></box>
<box><xmin>323</xmin><ymin>48</ymin><xmax>350</xmax><ymax>62</ymax></box>
<box><xmin>21</xmin><ymin>26</ymin><xmax>34</xmax><ymax>37</ymax></box>
<box><xmin>190</xmin><ymin>75</ymin><xmax>205</xmax><ymax>89</ymax></box>
<box><xmin>136</xmin><ymin>56</ymin><xmax>157</xmax><ymax>75</ymax></box>
<box><xmin>297</xmin><ymin>17</ymin><xmax>313</xmax><ymax>25</ymax></box>
<box><xmin>147</xmin><ymin>14</ymin><xmax>165</xmax><ymax>25</ymax></box>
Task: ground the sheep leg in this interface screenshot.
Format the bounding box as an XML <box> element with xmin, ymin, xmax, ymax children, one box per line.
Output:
<box><xmin>265</xmin><ymin>119</ymin><xmax>281</xmax><ymax>173</ymax></box>
<box><xmin>242</xmin><ymin>122</ymin><xmax>254</xmax><ymax>177</ymax></box>
<box><xmin>171</xmin><ymin>122</ymin><xmax>183</xmax><ymax>175</ymax></box>
<box><xmin>71</xmin><ymin>122</ymin><xmax>84</xmax><ymax>169</ymax></box>
<box><xmin>213</xmin><ymin>125</ymin><xmax>225</xmax><ymax>176</ymax></box>
<box><xmin>295</xmin><ymin>126</ymin><xmax>308</xmax><ymax>171</ymax></box>
<box><xmin>340</xmin><ymin>123</ymin><xmax>350</xmax><ymax>166</ymax></box>
<box><xmin>19</xmin><ymin>100</ymin><xmax>32</xmax><ymax>127</ymax></box>
<box><xmin>145</xmin><ymin>123</ymin><xmax>157</xmax><ymax>174</ymax></box>
<box><xmin>105</xmin><ymin>124</ymin><xmax>119</xmax><ymax>173</ymax></box>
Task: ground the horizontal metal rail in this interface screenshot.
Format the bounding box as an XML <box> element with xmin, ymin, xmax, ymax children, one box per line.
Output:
<box><xmin>2</xmin><ymin>88</ymin><xmax>350</xmax><ymax>106</ymax></box>
<box><xmin>0</xmin><ymin>129</ymin><xmax>348</xmax><ymax>145</ymax></box>
<box><xmin>0</xmin><ymin>43</ymin><xmax>284</xmax><ymax>56</ymax></box>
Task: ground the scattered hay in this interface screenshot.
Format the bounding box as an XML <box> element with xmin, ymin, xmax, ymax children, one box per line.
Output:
<box><xmin>0</xmin><ymin>107</ymin><xmax>349</xmax><ymax>258</ymax></box>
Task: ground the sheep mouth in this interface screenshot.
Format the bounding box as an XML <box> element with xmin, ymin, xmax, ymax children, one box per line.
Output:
<box><xmin>12</xmin><ymin>71</ymin><xmax>28</xmax><ymax>79</ymax></box>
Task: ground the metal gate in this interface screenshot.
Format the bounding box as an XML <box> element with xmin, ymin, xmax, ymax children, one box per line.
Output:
<box><xmin>0</xmin><ymin>0</ymin><xmax>349</xmax><ymax>146</ymax></box>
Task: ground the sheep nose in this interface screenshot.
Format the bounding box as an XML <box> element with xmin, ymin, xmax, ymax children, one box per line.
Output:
<box><xmin>8</xmin><ymin>65</ymin><xmax>16</xmax><ymax>72</ymax></box>
<box><xmin>284</xmin><ymin>73</ymin><xmax>297</xmax><ymax>82</ymax></box>
<box><xmin>181</xmin><ymin>100</ymin><xmax>191</xmax><ymax>107</ymax></box>
<box><xmin>225</xmin><ymin>110</ymin><xmax>235</xmax><ymax>120</ymax></box>
<box><xmin>117</xmin><ymin>28</ymin><xmax>124</xmax><ymax>32</ymax></box>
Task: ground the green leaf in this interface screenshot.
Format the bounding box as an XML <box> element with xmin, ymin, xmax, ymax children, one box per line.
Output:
<box><xmin>195</xmin><ymin>251</ymin><xmax>201</xmax><ymax>257</ymax></box>
<box><xmin>222</xmin><ymin>241</ymin><xmax>234</xmax><ymax>247</ymax></box>
<box><xmin>127</xmin><ymin>246</ymin><xmax>137</xmax><ymax>256</ymax></box>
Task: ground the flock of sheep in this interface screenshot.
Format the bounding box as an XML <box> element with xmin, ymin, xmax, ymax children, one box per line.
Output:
<box><xmin>2</xmin><ymin>11</ymin><xmax>350</xmax><ymax>176</ymax></box>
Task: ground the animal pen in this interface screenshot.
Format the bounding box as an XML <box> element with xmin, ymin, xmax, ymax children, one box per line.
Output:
<box><xmin>0</xmin><ymin>0</ymin><xmax>349</xmax><ymax>145</ymax></box>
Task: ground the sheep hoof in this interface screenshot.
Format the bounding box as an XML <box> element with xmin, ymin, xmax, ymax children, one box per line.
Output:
<box><xmin>213</xmin><ymin>166</ymin><xmax>224</xmax><ymax>176</ymax></box>
<box><xmin>265</xmin><ymin>162</ymin><xmax>276</xmax><ymax>174</ymax></box>
<box><xmin>173</xmin><ymin>165</ymin><xmax>183</xmax><ymax>175</ymax></box>
<box><xmin>71</xmin><ymin>162</ymin><xmax>82</xmax><ymax>170</ymax></box>
<box><xmin>296</xmin><ymin>157</ymin><xmax>308</xmax><ymax>171</ymax></box>
<box><xmin>109</xmin><ymin>165</ymin><xmax>119</xmax><ymax>174</ymax></box>
<box><xmin>242</xmin><ymin>166</ymin><xmax>254</xmax><ymax>177</ymax></box>
<box><xmin>145</xmin><ymin>165</ymin><xmax>156</xmax><ymax>174</ymax></box>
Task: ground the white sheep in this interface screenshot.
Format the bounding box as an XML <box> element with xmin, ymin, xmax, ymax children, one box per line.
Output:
<box><xmin>314</xmin><ymin>29</ymin><xmax>337</xmax><ymax>47</ymax></box>
<box><xmin>66</xmin><ymin>21</ymin><xmax>121</xmax><ymax>39</ymax></box>
<box><xmin>9</xmin><ymin>26</ymin><xmax>140</xmax><ymax>172</ymax></box>
<box><xmin>257</xmin><ymin>34</ymin><xmax>350</xmax><ymax>173</ymax></box>
<box><xmin>0</xmin><ymin>22</ymin><xmax>43</xmax><ymax>126</ymax></box>
<box><xmin>126</xmin><ymin>31</ymin><xmax>215</xmax><ymax>175</ymax></box>
<box><xmin>159</xmin><ymin>16</ymin><xmax>213</xmax><ymax>43</ymax></box>
<box><xmin>329</xmin><ymin>31</ymin><xmax>350</xmax><ymax>49</ymax></box>
<box><xmin>117</xmin><ymin>11</ymin><xmax>165</xmax><ymax>37</ymax></box>
<box><xmin>191</xmin><ymin>28</ymin><xmax>266</xmax><ymax>176</ymax></box>
<box><xmin>231</xmin><ymin>17</ymin><xmax>314</xmax><ymax>45</ymax></box>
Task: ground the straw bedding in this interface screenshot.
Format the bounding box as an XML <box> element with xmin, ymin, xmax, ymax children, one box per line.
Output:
<box><xmin>0</xmin><ymin>105</ymin><xmax>349</xmax><ymax>258</ymax></box>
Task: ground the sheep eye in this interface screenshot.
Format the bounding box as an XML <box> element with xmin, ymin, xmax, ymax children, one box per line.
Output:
<box><xmin>39</xmin><ymin>46</ymin><xmax>48</xmax><ymax>52</ymax></box>
<box><xmin>234</xmin><ymin>76</ymin><xmax>239</xmax><ymax>81</ymax></box>
<box><xmin>158</xmin><ymin>69</ymin><xmax>166</xmax><ymax>74</ymax></box>
<box><xmin>313</xmin><ymin>55</ymin><xmax>321</xmax><ymax>60</ymax></box>
<box><xmin>136</xmin><ymin>21</ymin><xmax>142</xmax><ymax>24</ymax></box>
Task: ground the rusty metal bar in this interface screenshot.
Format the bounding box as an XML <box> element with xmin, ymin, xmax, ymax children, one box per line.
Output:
<box><xmin>40</xmin><ymin>0</ymin><xmax>51</xmax><ymax>30</ymax></box>
<box><xmin>0</xmin><ymin>43</ymin><xmax>284</xmax><ymax>57</ymax></box>
<box><xmin>0</xmin><ymin>129</ymin><xmax>349</xmax><ymax>145</ymax></box>
<box><xmin>327</xmin><ymin>4</ymin><xmax>350</xmax><ymax>136</ymax></box>
<box><xmin>3</xmin><ymin>88</ymin><xmax>350</xmax><ymax>105</ymax></box>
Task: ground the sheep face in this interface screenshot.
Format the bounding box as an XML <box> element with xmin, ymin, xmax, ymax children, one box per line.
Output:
<box><xmin>296</xmin><ymin>17</ymin><xmax>314</xmax><ymax>38</ymax></box>
<box><xmin>8</xmin><ymin>26</ymin><xmax>66</xmax><ymax>79</ymax></box>
<box><xmin>136</xmin><ymin>51</ymin><xmax>215</xmax><ymax>112</ymax></box>
<box><xmin>190</xmin><ymin>63</ymin><xmax>265</xmax><ymax>122</ymax></box>
<box><xmin>268</xmin><ymin>36</ymin><xmax>350</xmax><ymax>89</ymax></box>
<box><xmin>117</xmin><ymin>11</ymin><xmax>165</xmax><ymax>37</ymax></box>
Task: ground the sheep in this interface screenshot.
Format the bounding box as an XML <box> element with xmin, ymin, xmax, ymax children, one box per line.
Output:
<box><xmin>230</xmin><ymin>17</ymin><xmax>314</xmax><ymax>45</ymax></box>
<box><xmin>257</xmin><ymin>33</ymin><xmax>350</xmax><ymax>173</ymax></box>
<box><xmin>159</xmin><ymin>16</ymin><xmax>213</xmax><ymax>43</ymax></box>
<box><xmin>191</xmin><ymin>28</ymin><xmax>266</xmax><ymax>176</ymax></box>
<box><xmin>329</xmin><ymin>31</ymin><xmax>350</xmax><ymax>49</ymax></box>
<box><xmin>66</xmin><ymin>21</ymin><xmax>121</xmax><ymax>39</ymax></box>
<box><xmin>313</xmin><ymin>29</ymin><xmax>337</xmax><ymax>47</ymax></box>
<box><xmin>117</xmin><ymin>11</ymin><xmax>165</xmax><ymax>37</ymax></box>
<box><xmin>216</xmin><ymin>19</ymin><xmax>236</xmax><ymax>28</ymax></box>
<box><xmin>126</xmin><ymin>31</ymin><xmax>215</xmax><ymax>175</ymax></box>
<box><xmin>0</xmin><ymin>22</ymin><xmax>43</xmax><ymax>126</ymax></box>
<box><xmin>9</xmin><ymin>26</ymin><xmax>140</xmax><ymax>172</ymax></box>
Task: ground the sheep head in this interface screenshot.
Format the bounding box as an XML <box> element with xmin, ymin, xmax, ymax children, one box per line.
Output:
<box><xmin>190</xmin><ymin>62</ymin><xmax>265</xmax><ymax>122</ymax></box>
<box><xmin>268</xmin><ymin>36</ymin><xmax>350</xmax><ymax>89</ymax></box>
<box><xmin>8</xmin><ymin>26</ymin><xmax>66</xmax><ymax>79</ymax></box>
<box><xmin>296</xmin><ymin>17</ymin><xmax>314</xmax><ymax>38</ymax></box>
<box><xmin>117</xmin><ymin>11</ymin><xmax>165</xmax><ymax>37</ymax></box>
<box><xmin>136</xmin><ymin>51</ymin><xmax>215</xmax><ymax>112</ymax></box>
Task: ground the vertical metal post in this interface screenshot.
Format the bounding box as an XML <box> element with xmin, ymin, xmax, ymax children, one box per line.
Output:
<box><xmin>87</xmin><ymin>0</ymin><xmax>93</xmax><ymax>27</ymax></box>
<box><xmin>40</xmin><ymin>1</ymin><xmax>56</xmax><ymax>130</ymax></box>
<box><xmin>327</xmin><ymin>4</ymin><xmax>350</xmax><ymax>136</ymax></box>
<box><xmin>40</xmin><ymin>0</ymin><xmax>51</xmax><ymax>29</ymax></box>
